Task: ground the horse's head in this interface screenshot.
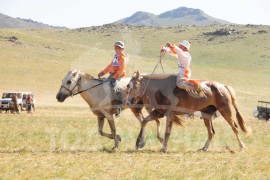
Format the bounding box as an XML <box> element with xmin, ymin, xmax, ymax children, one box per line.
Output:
<box><xmin>56</xmin><ymin>68</ymin><xmax>81</xmax><ymax>102</ymax></box>
<box><xmin>126</xmin><ymin>71</ymin><xmax>144</xmax><ymax>106</ymax></box>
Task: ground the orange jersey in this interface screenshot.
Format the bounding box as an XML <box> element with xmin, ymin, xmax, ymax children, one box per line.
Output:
<box><xmin>101</xmin><ymin>53</ymin><xmax>126</xmax><ymax>79</ymax></box>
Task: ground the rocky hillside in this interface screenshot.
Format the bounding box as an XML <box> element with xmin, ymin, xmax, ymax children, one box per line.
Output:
<box><xmin>114</xmin><ymin>7</ymin><xmax>232</xmax><ymax>26</ymax></box>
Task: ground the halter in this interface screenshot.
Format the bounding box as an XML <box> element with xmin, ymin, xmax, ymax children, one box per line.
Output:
<box><xmin>61</xmin><ymin>76</ymin><xmax>107</xmax><ymax>97</ymax></box>
<box><xmin>126</xmin><ymin>77</ymin><xmax>145</xmax><ymax>105</ymax></box>
<box><xmin>60</xmin><ymin>77</ymin><xmax>82</xmax><ymax>97</ymax></box>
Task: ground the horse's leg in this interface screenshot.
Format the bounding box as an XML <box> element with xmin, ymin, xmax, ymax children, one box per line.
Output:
<box><xmin>219</xmin><ymin>107</ymin><xmax>246</xmax><ymax>152</ymax></box>
<box><xmin>197</xmin><ymin>114</ymin><xmax>215</xmax><ymax>152</ymax></box>
<box><xmin>160</xmin><ymin>113</ymin><xmax>174</xmax><ymax>153</ymax></box>
<box><xmin>144</xmin><ymin>102</ymin><xmax>164</xmax><ymax>144</ymax></box>
<box><xmin>165</xmin><ymin>96</ymin><xmax>179</xmax><ymax>116</ymax></box>
<box><xmin>131</xmin><ymin>105</ymin><xmax>163</xmax><ymax>143</ymax></box>
<box><xmin>106</xmin><ymin>118</ymin><xmax>121</xmax><ymax>151</ymax></box>
<box><xmin>136</xmin><ymin>110</ymin><xmax>162</xmax><ymax>150</ymax></box>
<box><xmin>130</xmin><ymin>106</ymin><xmax>144</xmax><ymax>124</ymax></box>
<box><xmin>98</xmin><ymin>116</ymin><xmax>114</xmax><ymax>139</ymax></box>
<box><xmin>155</xmin><ymin>118</ymin><xmax>164</xmax><ymax>143</ymax></box>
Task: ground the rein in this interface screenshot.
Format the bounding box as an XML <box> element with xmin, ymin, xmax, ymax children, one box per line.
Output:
<box><xmin>152</xmin><ymin>46</ymin><xmax>167</xmax><ymax>74</ymax></box>
<box><xmin>128</xmin><ymin>47</ymin><xmax>168</xmax><ymax>104</ymax></box>
<box><xmin>62</xmin><ymin>76</ymin><xmax>108</xmax><ymax>97</ymax></box>
<box><xmin>143</xmin><ymin>46</ymin><xmax>168</xmax><ymax>93</ymax></box>
<box><xmin>72</xmin><ymin>79</ymin><xmax>108</xmax><ymax>96</ymax></box>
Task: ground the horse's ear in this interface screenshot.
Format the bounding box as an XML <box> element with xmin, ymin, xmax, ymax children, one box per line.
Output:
<box><xmin>68</xmin><ymin>68</ymin><xmax>76</xmax><ymax>74</ymax></box>
<box><xmin>72</xmin><ymin>70</ymin><xmax>80</xmax><ymax>77</ymax></box>
<box><xmin>132</xmin><ymin>71</ymin><xmax>137</xmax><ymax>78</ymax></box>
<box><xmin>135</xmin><ymin>71</ymin><xmax>140</xmax><ymax>79</ymax></box>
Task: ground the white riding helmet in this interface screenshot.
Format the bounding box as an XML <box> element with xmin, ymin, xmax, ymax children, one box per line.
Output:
<box><xmin>114</xmin><ymin>41</ymin><xmax>125</xmax><ymax>49</ymax></box>
<box><xmin>179</xmin><ymin>40</ymin><xmax>190</xmax><ymax>51</ymax></box>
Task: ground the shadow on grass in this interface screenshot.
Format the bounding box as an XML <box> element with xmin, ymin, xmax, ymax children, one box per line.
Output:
<box><xmin>0</xmin><ymin>147</ymin><xmax>232</xmax><ymax>154</ymax></box>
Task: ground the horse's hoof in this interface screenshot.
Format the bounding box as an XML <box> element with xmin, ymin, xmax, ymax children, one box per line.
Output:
<box><xmin>158</xmin><ymin>137</ymin><xmax>164</xmax><ymax>143</ymax></box>
<box><xmin>196</xmin><ymin>148</ymin><xmax>206</xmax><ymax>152</ymax></box>
<box><xmin>117</xmin><ymin>135</ymin><xmax>121</xmax><ymax>142</ymax></box>
<box><xmin>138</xmin><ymin>141</ymin><xmax>145</xmax><ymax>149</ymax></box>
<box><xmin>160</xmin><ymin>147</ymin><xmax>167</xmax><ymax>153</ymax></box>
<box><xmin>111</xmin><ymin>147</ymin><xmax>118</xmax><ymax>151</ymax></box>
<box><xmin>240</xmin><ymin>148</ymin><xmax>245</xmax><ymax>153</ymax></box>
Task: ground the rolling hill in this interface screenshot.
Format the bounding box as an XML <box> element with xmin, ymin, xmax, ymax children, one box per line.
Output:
<box><xmin>0</xmin><ymin>13</ymin><xmax>65</xmax><ymax>29</ymax></box>
<box><xmin>0</xmin><ymin>24</ymin><xmax>269</xmax><ymax>109</ymax></box>
<box><xmin>114</xmin><ymin>7</ymin><xmax>232</xmax><ymax>26</ymax></box>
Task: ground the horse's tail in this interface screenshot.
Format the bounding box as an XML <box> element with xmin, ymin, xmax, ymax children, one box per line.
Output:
<box><xmin>225</xmin><ymin>85</ymin><xmax>252</xmax><ymax>134</ymax></box>
<box><xmin>173</xmin><ymin>115</ymin><xmax>185</xmax><ymax>127</ymax></box>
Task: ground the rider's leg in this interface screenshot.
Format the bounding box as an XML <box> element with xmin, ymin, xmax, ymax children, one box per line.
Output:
<box><xmin>177</xmin><ymin>78</ymin><xmax>204</xmax><ymax>97</ymax></box>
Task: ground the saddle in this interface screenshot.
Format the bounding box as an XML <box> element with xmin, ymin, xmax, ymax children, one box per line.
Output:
<box><xmin>177</xmin><ymin>78</ymin><xmax>211</xmax><ymax>98</ymax></box>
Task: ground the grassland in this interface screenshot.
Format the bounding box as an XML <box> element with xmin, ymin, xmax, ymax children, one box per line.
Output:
<box><xmin>0</xmin><ymin>24</ymin><xmax>270</xmax><ymax>179</ymax></box>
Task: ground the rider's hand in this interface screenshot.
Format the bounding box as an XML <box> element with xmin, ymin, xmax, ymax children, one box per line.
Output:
<box><xmin>166</xmin><ymin>43</ymin><xmax>173</xmax><ymax>48</ymax></box>
<box><xmin>98</xmin><ymin>72</ymin><xmax>104</xmax><ymax>78</ymax></box>
<box><xmin>160</xmin><ymin>45</ymin><xmax>166</xmax><ymax>52</ymax></box>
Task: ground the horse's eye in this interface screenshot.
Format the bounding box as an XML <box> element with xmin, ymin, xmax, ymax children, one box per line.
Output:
<box><xmin>67</xmin><ymin>80</ymin><xmax>72</xmax><ymax>85</ymax></box>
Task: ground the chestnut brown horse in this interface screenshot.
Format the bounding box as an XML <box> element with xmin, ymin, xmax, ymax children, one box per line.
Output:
<box><xmin>126</xmin><ymin>71</ymin><xmax>251</xmax><ymax>152</ymax></box>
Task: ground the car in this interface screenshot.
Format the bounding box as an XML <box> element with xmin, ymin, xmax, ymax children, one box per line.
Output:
<box><xmin>0</xmin><ymin>92</ymin><xmax>35</xmax><ymax>113</ymax></box>
<box><xmin>253</xmin><ymin>100</ymin><xmax>270</xmax><ymax>121</ymax></box>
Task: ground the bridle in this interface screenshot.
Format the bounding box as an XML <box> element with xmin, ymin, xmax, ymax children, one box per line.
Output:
<box><xmin>61</xmin><ymin>76</ymin><xmax>107</xmax><ymax>97</ymax></box>
<box><xmin>127</xmin><ymin>77</ymin><xmax>145</xmax><ymax>105</ymax></box>
<box><xmin>60</xmin><ymin>77</ymin><xmax>82</xmax><ymax>97</ymax></box>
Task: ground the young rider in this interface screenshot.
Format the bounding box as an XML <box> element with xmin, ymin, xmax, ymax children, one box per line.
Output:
<box><xmin>161</xmin><ymin>40</ymin><xmax>203</xmax><ymax>96</ymax></box>
<box><xmin>98</xmin><ymin>41</ymin><xmax>126</xmax><ymax>117</ymax></box>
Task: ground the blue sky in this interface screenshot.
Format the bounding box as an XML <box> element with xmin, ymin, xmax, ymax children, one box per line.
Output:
<box><xmin>0</xmin><ymin>0</ymin><xmax>269</xmax><ymax>28</ymax></box>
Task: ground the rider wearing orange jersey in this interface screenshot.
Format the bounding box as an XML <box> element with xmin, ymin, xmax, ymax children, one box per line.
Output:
<box><xmin>98</xmin><ymin>41</ymin><xmax>126</xmax><ymax>117</ymax></box>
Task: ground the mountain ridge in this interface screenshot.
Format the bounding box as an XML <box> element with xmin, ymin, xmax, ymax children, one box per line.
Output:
<box><xmin>1</xmin><ymin>7</ymin><xmax>232</xmax><ymax>29</ymax></box>
<box><xmin>0</xmin><ymin>13</ymin><xmax>66</xmax><ymax>29</ymax></box>
<box><xmin>114</xmin><ymin>7</ymin><xmax>232</xmax><ymax>26</ymax></box>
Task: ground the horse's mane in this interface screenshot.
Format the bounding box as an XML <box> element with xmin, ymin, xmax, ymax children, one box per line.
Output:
<box><xmin>79</xmin><ymin>72</ymin><xmax>95</xmax><ymax>80</ymax></box>
<box><xmin>79</xmin><ymin>72</ymin><xmax>106</xmax><ymax>83</ymax></box>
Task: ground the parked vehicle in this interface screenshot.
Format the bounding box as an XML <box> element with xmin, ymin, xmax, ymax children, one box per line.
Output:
<box><xmin>0</xmin><ymin>92</ymin><xmax>35</xmax><ymax>113</ymax></box>
<box><xmin>253</xmin><ymin>101</ymin><xmax>270</xmax><ymax>121</ymax></box>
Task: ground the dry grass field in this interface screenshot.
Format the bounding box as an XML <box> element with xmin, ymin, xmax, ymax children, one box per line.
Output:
<box><xmin>0</xmin><ymin>106</ymin><xmax>269</xmax><ymax>179</ymax></box>
<box><xmin>0</xmin><ymin>25</ymin><xmax>270</xmax><ymax>179</ymax></box>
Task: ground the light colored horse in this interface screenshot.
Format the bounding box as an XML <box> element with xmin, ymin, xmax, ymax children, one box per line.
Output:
<box><xmin>126</xmin><ymin>71</ymin><xmax>252</xmax><ymax>152</ymax></box>
<box><xmin>56</xmin><ymin>69</ymin><xmax>164</xmax><ymax>150</ymax></box>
